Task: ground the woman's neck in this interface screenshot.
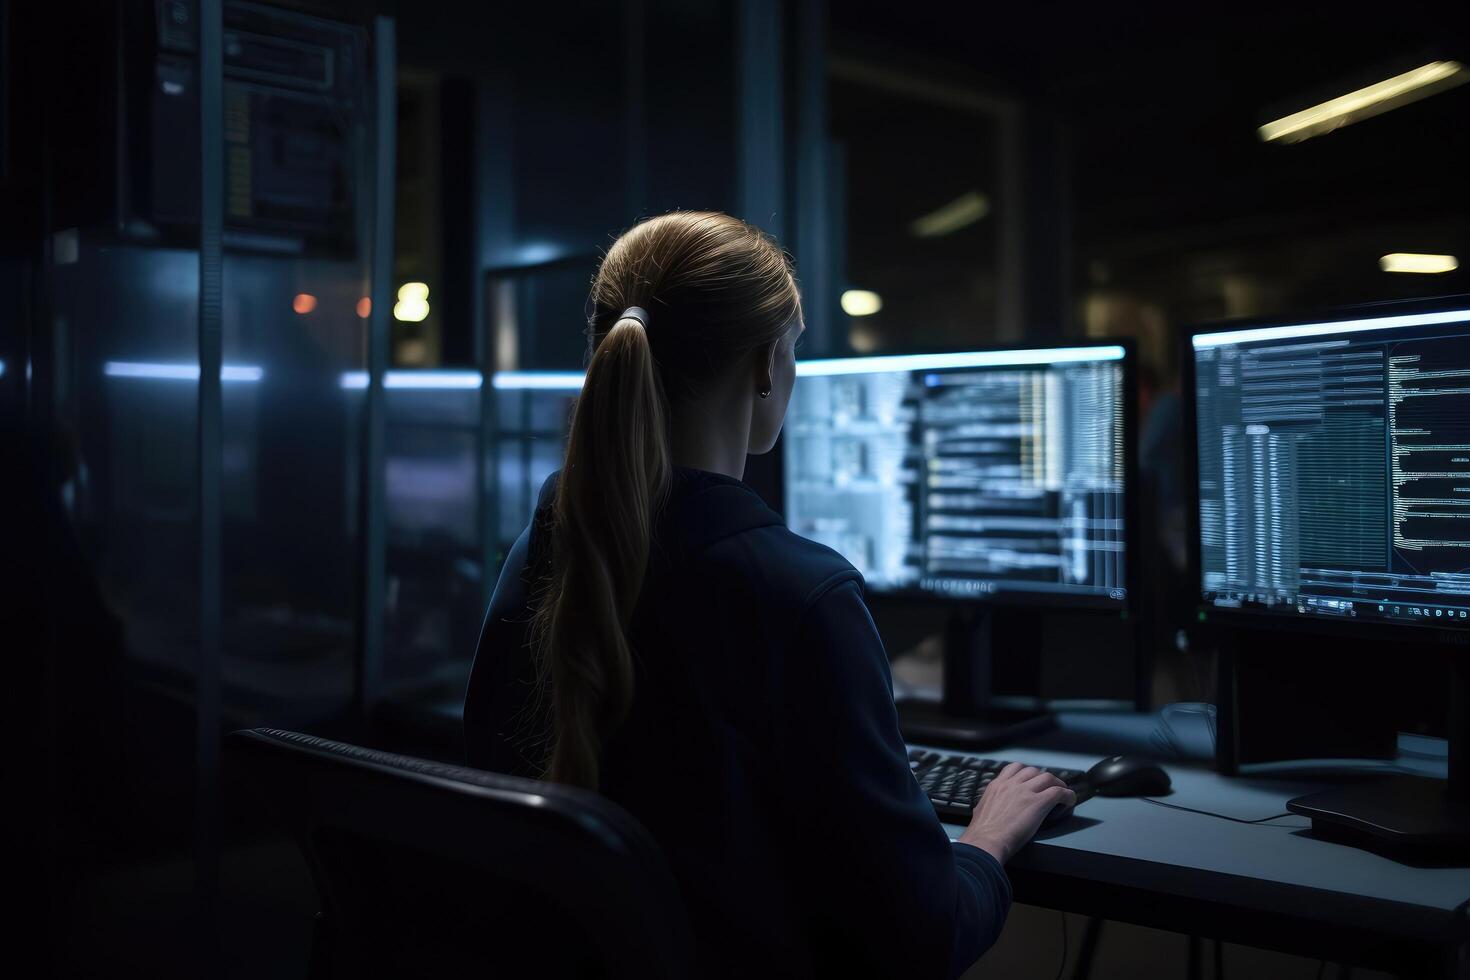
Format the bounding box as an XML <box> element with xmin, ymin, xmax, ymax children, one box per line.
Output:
<box><xmin>668</xmin><ymin>383</ymin><xmax>752</xmax><ymax>480</ymax></box>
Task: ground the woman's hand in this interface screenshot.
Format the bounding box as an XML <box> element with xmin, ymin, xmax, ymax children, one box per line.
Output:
<box><xmin>956</xmin><ymin>763</ymin><xmax>1076</xmax><ymax>864</ymax></box>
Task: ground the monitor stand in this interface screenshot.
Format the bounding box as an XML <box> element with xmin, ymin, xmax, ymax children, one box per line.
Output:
<box><xmin>1287</xmin><ymin>656</ymin><xmax>1469</xmax><ymax>857</ymax></box>
<box><xmin>896</xmin><ymin>608</ymin><xmax>1056</xmax><ymax>750</ymax></box>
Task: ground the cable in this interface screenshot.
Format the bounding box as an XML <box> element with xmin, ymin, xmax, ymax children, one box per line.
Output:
<box><xmin>1055</xmin><ymin>911</ymin><xmax>1069</xmax><ymax>980</ymax></box>
<box><xmin>1140</xmin><ymin>797</ymin><xmax>1303</xmax><ymax>825</ymax></box>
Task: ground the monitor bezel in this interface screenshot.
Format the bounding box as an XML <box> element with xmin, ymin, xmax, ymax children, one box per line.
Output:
<box><xmin>776</xmin><ymin>338</ymin><xmax>1139</xmax><ymax>616</ymax></box>
<box><xmin>1183</xmin><ymin>293</ymin><xmax>1470</xmax><ymax>639</ymax></box>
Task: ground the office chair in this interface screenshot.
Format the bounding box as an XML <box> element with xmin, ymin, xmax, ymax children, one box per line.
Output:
<box><xmin>228</xmin><ymin>728</ymin><xmax>693</xmax><ymax>979</ymax></box>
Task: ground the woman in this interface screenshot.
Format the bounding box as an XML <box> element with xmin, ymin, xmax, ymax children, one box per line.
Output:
<box><xmin>464</xmin><ymin>211</ymin><xmax>1074</xmax><ymax>978</ymax></box>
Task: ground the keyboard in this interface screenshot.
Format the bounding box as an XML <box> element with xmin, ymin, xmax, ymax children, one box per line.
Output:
<box><xmin>909</xmin><ymin>749</ymin><xmax>1095</xmax><ymax>827</ymax></box>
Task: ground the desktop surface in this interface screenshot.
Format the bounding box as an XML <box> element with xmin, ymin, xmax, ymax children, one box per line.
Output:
<box><xmin>928</xmin><ymin>741</ymin><xmax>1468</xmax><ymax>915</ymax></box>
<box><xmin>783</xmin><ymin>346</ymin><xmax>1130</xmax><ymax>608</ymax></box>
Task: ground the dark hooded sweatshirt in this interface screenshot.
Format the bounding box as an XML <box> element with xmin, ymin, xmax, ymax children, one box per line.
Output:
<box><xmin>464</xmin><ymin>467</ymin><xmax>1010</xmax><ymax>979</ymax></box>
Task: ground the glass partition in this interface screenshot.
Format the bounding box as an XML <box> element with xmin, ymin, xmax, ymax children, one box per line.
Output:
<box><xmin>380</xmin><ymin>378</ymin><xmax>484</xmax><ymax>695</ymax></box>
<box><xmin>216</xmin><ymin>4</ymin><xmax>376</xmax><ymax>734</ymax></box>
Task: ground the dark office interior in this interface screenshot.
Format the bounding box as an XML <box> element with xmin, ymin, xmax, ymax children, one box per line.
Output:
<box><xmin>7</xmin><ymin>1</ymin><xmax>1470</xmax><ymax>977</ymax></box>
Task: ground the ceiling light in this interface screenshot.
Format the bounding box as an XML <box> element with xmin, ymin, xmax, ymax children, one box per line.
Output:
<box><xmin>910</xmin><ymin>191</ymin><xmax>991</xmax><ymax>238</ymax></box>
<box><xmin>841</xmin><ymin>290</ymin><xmax>883</xmax><ymax>317</ymax></box>
<box><xmin>1379</xmin><ymin>253</ymin><xmax>1459</xmax><ymax>274</ymax></box>
<box><xmin>394</xmin><ymin>282</ymin><xmax>430</xmax><ymax>322</ymax></box>
<box><xmin>1259</xmin><ymin>61</ymin><xmax>1468</xmax><ymax>144</ymax></box>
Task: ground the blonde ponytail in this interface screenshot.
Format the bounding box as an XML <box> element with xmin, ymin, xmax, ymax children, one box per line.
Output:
<box><xmin>533</xmin><ymin>311</ymin><xmax>670</xmax><ymax>788</ymax></box>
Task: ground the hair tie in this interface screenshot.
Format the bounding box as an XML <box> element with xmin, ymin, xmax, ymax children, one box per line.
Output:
<box><xmin>619</xmin><ymin>306</ymin><xmax>649</xmax><ymax>329</ymax></box>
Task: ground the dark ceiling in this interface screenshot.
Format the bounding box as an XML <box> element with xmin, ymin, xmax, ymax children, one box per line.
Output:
<box><xmin>832</xmin><ymin>0</ymin><xmax>1470</xmax><ymax>255</ymax></box>
<box><xmin>828</xmin><ymin>0</ymin><xmax>1470</xmax><ymax>327</ymax></box>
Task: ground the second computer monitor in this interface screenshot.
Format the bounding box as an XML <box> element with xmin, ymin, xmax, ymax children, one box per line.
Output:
<box><xmin>783</xmin><ymin>344</ymin><xmax>1131</xmax><ymax>607</ymax></box>
<box><xmin>1191</xmin><ymin>299</ymin><xmax>1470</xmax><ymax>629</ymax></box>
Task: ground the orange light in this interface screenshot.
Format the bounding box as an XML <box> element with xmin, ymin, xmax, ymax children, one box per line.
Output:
<box><xmin>356</xmin><ymin>297</ymin><xmax>372</xmax><ymax>318</ymax></box>
<box><xmin>293</xmin><ymin>293</ymin><xmax>318</xmax><ymax>314</ymax></box>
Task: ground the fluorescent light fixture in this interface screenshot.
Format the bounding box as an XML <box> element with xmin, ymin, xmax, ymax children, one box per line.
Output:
<box><xmin>103</xmin><ymin>361</ymin><xmax>264</xmax><ymax>382</ymax></box>
<box><xmin>910</xmin><ymin>190</ymin><xmax>991</xmax><ymax>238</ymax></box>
<box><xmin>1192</xmin><ymin>308</ymin><xmax>1470</xmax><ymax>349</ymax></box>
<box><xmin>339</xmin><ymin>370</ymin><xmax>483</xmax><ymax>390</ymax></box>
<box><xmin>841</xmin><ymin>290</ymin><xmax>883</xmax><ymax>317</ymax></box>
<box><xmin>1258</xmin><ymin>61</ymin><xmax>1468</xmax><ymax>144</ymax></box>
<box><xmin>796</xmin><ymin>346</ymin><xmax>1125</xmax><ymax>378</ymax></box>
<box><xmin>1379</xmin><ymin>252</ymin><xmax>1459</xmax><ymax>274</ymax></box>
<box><xmin>394</xmin><ymin>282</ymin><xmax>430</xmax><ymax>323</ymax></box>
<box><xmin>492</xmin><ymin>371</ymin><xmax>585</xmax><ymax>391</ymax></box>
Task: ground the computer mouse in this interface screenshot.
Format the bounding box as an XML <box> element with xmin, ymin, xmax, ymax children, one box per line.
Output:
<box><xmin>1085</xmin><ymin>756</ymin><xmax>1172</xmax><ymax>797</ymax></box>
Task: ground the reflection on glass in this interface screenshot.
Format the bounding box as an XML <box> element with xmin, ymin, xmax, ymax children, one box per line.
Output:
<box><xmin>494</xmin><ymin>387</ymin><xmax>578</xmax><ymax>558</ymax></box>
<box><xmin>55</xmin><ymin>244</ymin><xmax>201</xmax><ymax>679</ymax></box>
<box><xmin>221</xmin><ymin>254</ymin><xmax>364</xmax><ymax>725</ymax></box>
<box><xmin>387</xmin><ymin>431</ymin><xmax>477</xmax><ymax>547</ymax></box>
<box><xmin>829</xmin><ymin>72</ymin><xmax>1004</xmax><ymax>350</ymax></box>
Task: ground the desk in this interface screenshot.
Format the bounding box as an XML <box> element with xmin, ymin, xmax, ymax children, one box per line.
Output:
<box><xmin>920</xmin><ymin>741</ymin><xmax>1470</xmax><ymax>978</ymax></box>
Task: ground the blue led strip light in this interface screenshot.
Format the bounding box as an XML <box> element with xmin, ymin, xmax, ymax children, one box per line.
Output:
<box><xmin>103</xmin><ymin>361</ymin><xmax>264</xmax><ymax>382</ymax></box>
<box><xmin>338</xmin><ymin>370</ymin><xmax>484</xmax><ymax>390</ymax></box>
<box><xmin>491</xmin><ymin>371</ymin><xmax>585</xmax><ymax>390</ymax></box>
<box><xmin>332</xmin><ymin>355</ymin><xmax>1136</xmax><ymax>391</ymax></box>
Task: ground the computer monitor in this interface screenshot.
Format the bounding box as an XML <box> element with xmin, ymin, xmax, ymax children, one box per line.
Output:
<box><xmin>1190</xmin><ymin>300</ymin><xmax>1470</xmax><ymax>631</ymax></box>
<box><xmin>1187</xmin><ymin>297</ymin><xmax>1470</xmax><ymax>854</ymax></box>
<box><xmin>782</xmin><ymin>343</ymin><xmax>1133</xmax><ymax>610</ymax></box>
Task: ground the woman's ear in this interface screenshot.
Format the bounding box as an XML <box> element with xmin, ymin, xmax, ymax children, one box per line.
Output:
<box><xmin>757</xmin><ymin>342</ymin><xmax>777</xmax><ymax>396</ymax></box>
